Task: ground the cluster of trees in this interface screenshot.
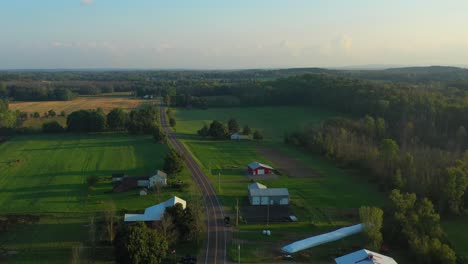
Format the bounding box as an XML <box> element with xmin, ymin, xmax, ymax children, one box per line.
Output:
<box><xmin>64</xmin><ymin>105</ymin><xmax>159</xmax><ymax>134</ymax></box>
<box><xmin>5</xmin><ymin>85</ymin><xmax>76</xmax><ymax>101</ymax></box>
<box><xmin>285</xmin><ymin>116</ymin><xmax>467</xmax><ymax>216</ymax></box>
<box><xmin>166</xmin><ymin>108</ymin><xmax>176</xmax><ymax>128</ymax></box>
<box><xmin>0</xmin><ymin>99</ymin><xmax>17</xmax><ymax>129</ymax></box>
<box><xmin>197</xmin><ymin>118</ymin><xmax>262</xmax><ymax>140</ymax></box>
<box><xmin>385</xmin><ymin>190</ymin><xmax>456</xmax><ymax>264</ymax></box>
<box><xmin>163</xmin><ymin>149</ymin><xmax>184</xmax><ymax>176</ymax></box>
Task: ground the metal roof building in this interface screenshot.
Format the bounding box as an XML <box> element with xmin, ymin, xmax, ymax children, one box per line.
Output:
<box><xmin>248</xmin><ymin>187</ymin><xmax>289</xmax><ymax>205</ymax></box>
<box><xmin>335</xmin><ymin>249</ymin><xmax>398</xmax><ymax>264</ymax></box>
<box><xmin>124</xmin><ymin>196</ymin><xmax>186</xmax><ymax>222</ymax></box>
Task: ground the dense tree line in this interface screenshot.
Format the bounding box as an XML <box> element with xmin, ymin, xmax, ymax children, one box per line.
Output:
<box><xmin>6</xmin><ymin>85</ymin><xmax>76</xmax><ymax>101</ymax></box>
<box><xmin>0</xmin><ymin>99</ymin><xmax>17</xmax><ymax>129</ymax></box>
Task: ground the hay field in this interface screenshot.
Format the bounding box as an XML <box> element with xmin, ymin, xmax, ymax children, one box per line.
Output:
<box><xmin>9</xmin><ymin>97</ymin><xmax>152</xmax><ymax>115</ymax></box>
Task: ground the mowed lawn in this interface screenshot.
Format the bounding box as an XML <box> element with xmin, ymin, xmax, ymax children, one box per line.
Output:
<box><xmin>173</xmin><ymin>107</ymin><xmax>387</xmax><ymax>262</ymax></box>
<box><xmin>0</xmin><ymin>133</ymin><xmax>195</xmax><ymax>263</ymax></box>
<box><xmin>174</xmin><ymin>106</ymin><xmax>341</xmax><ymax>142</ymax></box>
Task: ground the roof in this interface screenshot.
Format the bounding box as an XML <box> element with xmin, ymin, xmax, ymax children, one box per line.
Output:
<box><xmin>248</xmin><ymin>182</ymin><xmax>267</xmax><ymax>190</ymax></box>
<box><xmin>156</xmin><ymin>170</ymin><xmax>167</xmax><ymax>178</ymax></box>
<box><xmin>249</xmin><ymin>188</ymin><xmax>289</xmax><ymax>197</ymax></box>
<box><xmin>247</xmin><ymin>161</ymin><xmax>274</xmax><ymax>170</ymax></box>
<box><xmin>124</xmin><ymin>196</ymin><xmax>187</xmax><ymax>222</ymax></box>
<box><xmin>112</xmin><ymin>173</ymin><xmax>125</xmax><ymax>178</ymax></box>
<box><xmin>282</xmin><ymin>224</ymin><xmax>364</xmax><ymax>254</ymax></box>
<box><xmin>335</xmin><ymin>249</ymin><xmax>398</xmax><ymax>264</ymax></box>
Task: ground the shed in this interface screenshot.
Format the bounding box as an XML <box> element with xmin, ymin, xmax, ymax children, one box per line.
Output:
<box><xmin>148</xmin><ymin>170</ymin><xmax>168</xmax><ymax>187</ymax></box>
<box><xmin>247</xmin><ymin>162</ymin><xmax>274</xmax><ymax>175</ymax></box>
<box><xmin>248</xmin><ymin>188</ymin><xmax>289</xmax><ymax>205</ymax></box>
<box><xmin>335</xmin><ymin>249</ymin><xmax>398</xmax><ymax>264</ymax></box>
<box><xmin>248</xmin><ymin>182</ymin><xmax>267</xmax><ymax>190</ymax></box>
<box><xmin>124</xmin><ymin>196</ymin><xmax>187</xmax><ymax>222</ymax></box>
<box><xmin>139</xmin><ymin>188</ymin><xmax>148</xmax><ymax>196</ymax></box>
<box><xmin>231</xmin><ymin>133</ymin><xmax>252</xmax><ymax>140</ymax></box>
<box><xmin>112</xmin><ymin>173</ymin><xmax>125</xmax><ymax>182</ymax></box>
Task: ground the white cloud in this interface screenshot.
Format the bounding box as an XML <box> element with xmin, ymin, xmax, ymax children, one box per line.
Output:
<box><xmin>81</xmin><ymin>0</ymin><xmax>94</xmax><ymax>6</ymax></box>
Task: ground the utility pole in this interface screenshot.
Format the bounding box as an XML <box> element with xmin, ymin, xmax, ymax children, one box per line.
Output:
<box><xmin>218</xmin><ymin>172</ymin><xmax>221</xmax><ymax>193</ymax></box>
<box><xmin>238</xmin><ymin>243</ymin><xmax>241</xmax><ymax>264</ymax></box>
<box><xmin>236</xmin><ymin>199</ymin><xmax>239</xmax><ymax>226</ymax></box>
<box><xmin>267</xmin><ymin>202</ymin><xmax>270</xmax><ymax>227</ymax></box>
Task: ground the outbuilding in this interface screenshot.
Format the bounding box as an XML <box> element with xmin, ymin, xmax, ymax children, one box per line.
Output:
<box><xmin>335</xmin><ymin>249</ymin><xmax>398</xmax><ymax>264</ymax></box>
<box><xmin>248</xmin><ymin>187</ymin><xmax>289</xmax><ymax>205</ymax></box>
<box><xmin>247</xmin><ymin>162</ymin><xmax>274</xmax><ymax>175</ymax></box>
<box><xmin>231</xmin><ymin>133</ymin><xmax>252</xmax><ymax>140</ymax></box>
<box><xmin>139</xmin><ymin>188</ymin><xmax>148</xmax><ymax>196</ymax></box>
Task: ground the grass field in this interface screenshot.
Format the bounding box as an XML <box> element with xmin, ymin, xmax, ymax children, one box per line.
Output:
<box><xmin>0</xmin><ymin>133</ymin><xmax>197</xmax><ymax>263</ymax></box>
<box><xmin>10</xmin><ymin>97</ymin><xmax>151</xmax><ymax>116</ymax></box>
<box><xmin>174</xmin><ymin>106</ymin><xmax>341</xmax><ymax>142</ymax></box>
<box><xmin>172</xmin><ymin>106</ymin><xmax>390</xmax><ymax>262</ymax></box>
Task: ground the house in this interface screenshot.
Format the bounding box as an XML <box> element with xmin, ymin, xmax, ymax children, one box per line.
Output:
<box><xmin>148</xmin><ymin>170</ymin><xmax>168</xmax><ymax>187</ymax></box>
<box><xmin>112</xmin><ymin>173</ymin><xmax>126</xmax><ymax>182</ymax></box>
<box><xmin>231</xmin><ymin>133</ymin><xmax>252</xmax><ymax>140</ymax></box>
<box><xmin>248</xmin><ymin>183</ymin><xmax>289</xmax><ymax>205</ymax></box>
<box><xmin>140</xmin><ymin>188</ymin><xmax>148</xmax><ymax>196</ymax></box>
<box><xmin>247</xmin><ymin>162</ymin><xmax>274</xmax><ymax>175</ymax></box>
<box><xmin>124</xmin><ymin>196</ymin><xmax>186</xmax><ymax>222</ymax></box>
<box><xmin>335</xmin><ymin>249</ymin><xmax>398</xmax><ymax>264</ymax></box>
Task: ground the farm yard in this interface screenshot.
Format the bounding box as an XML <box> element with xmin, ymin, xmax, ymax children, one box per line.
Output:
<box><xmin>172</xmin><ymin>106</ymin><xmax>389</xmax><ymax>262</ymax></box>
<box><xmin>0</xmin><ymin>133</ymin><xmax>196</xmax><ymax>263</ymax></box>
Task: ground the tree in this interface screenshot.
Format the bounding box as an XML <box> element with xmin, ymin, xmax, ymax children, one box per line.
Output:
<box><xmin>169</xmin><ymin>117</ymin><xmax>176</xmax><ymax>127</ymax></box>
<box><xmin>197</xmin><ymin>124</ymin><xmax>209</xmax><ymax>137</ymax></box>
<box><xmin>59</xmin><ymin>111</ymin><xmax>66</xmax><ymax>117</ymax></box>
<box><xmin>208</xmin><ymin>120</ymin><xmax>228</xmax><ymax>139</ymax></box>
<box><xmin>359</xmin><ymin>206</ymin><xmax>383</xmax><ymax>251</ymax></box>
<box><xmin>152</xmin><ymin>125</ymin><xmax>167</xmax><ymax>143</ymax></box>
<box><xmin>163</xmin><ymin>149</ymin><xmax>184</xmax><ymax>176</ymax></box>
<box><xmin>107</xmin><ymin>108</ymin><xmax>128</xmax><ymax>131</ymax></box>
<box><xmin>114</xmin><ymin>222</ymin><xmax>168</xmax><ymax>264</ymax></box>
<box><xmin>42</xmin><ymin>121</ymin><xmax>64</xmax><ymax>133</ymax></box>
<box><xmin>227</xmin><ymin>118</ymin><xmax>240</xmax><ymax>134</ymax></box>
<box><xmin>104</xmin><ymin>201</ymin><xmax>117</xmax><ymax>243</ymax></box>
<box><xmin>48</xmin><ymin>109</ymin><xmax>56</xmax><ymax>117</ymax></box>
<box><xmin>253</xmin><ymin>130</ymin><xmax>263</xmax><ymax>140</ymax></box>
<box><xmin>242</xmin><ymin>125</ymin><xmax>251</xmax><ymax>135</ymax></box>
<box><xmin>33</xmin><ymin>112</ymin><xmax>40</xmax><ymax>118</ymax></box>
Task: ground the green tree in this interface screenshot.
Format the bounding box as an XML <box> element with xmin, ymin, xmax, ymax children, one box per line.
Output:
<box><xmin>442</xmin><ymin>155</ymin><xmax>468</xmax><ymax>214</ymax></box>
<box><xmin>48</xmin><ymin>109</ymin><xmax>56</xmax><ymax>117</ymax></box>
<box><xmin>114</xmin><ymin>222</ymin><xmax>168</xmax><ymax>264</ymax></box>
<box><xmin>197</xmin><ymin>124</ymin><xmax>209</xmax><ymax>137</ymax></box>
<box><xmin>208</xmin><ymin>120</ymin><xmax>228</xmax><ymax>139</ymax></box>
<box><xmin>253</xmin><ymin>130</ymin><xmax>263</xmax><ymax>140</ymax></box>
<box><xmin>359</xmin><ymin>206</ymin><xmax>384</xmax><ymax>251</ymax></box>
<box><xmin>107</xmin><ymin>108</ymin><xmax>128</xmax><ymax>131</ymax></box>
<box><xmin>242</xmin><ymin>125</ymin><xmax>251</xmax><ymax>135</ymax></box>
<box><xmin>376</xmin><ymin>117</ymin><xmax>386</xmax><ymax>138</ymax></box>
<box><xmin>163</xmin><ymin>149</ymin><xmax>184</xmax><ymax>176</ymax></box>
<box><xmin>169</xmin><ymin>117</ymin><xmax>176</xmax><ymax>127</ymax></box>
<box><xmin>363</xmin><ymin>115</ymin><xmax>375</xmax><ymax>136</ymax></box>
<box><xmin>153</xmin><ymin>125</ymin><xmax>167</xmax><ymax>143</ymax></box>
<box><xmin>227</xmin><ymin>118</ymin><xmax>240</xmax><ymax>134</ymax></box>
<box><xmin>42</xmin><ymin>121</ymin><xmax>64</xmax><ymax>133</ymax></box>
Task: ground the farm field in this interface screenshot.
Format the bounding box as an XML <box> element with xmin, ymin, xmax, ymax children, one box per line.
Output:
<box><xmin>173</xmin><ymin>106</ymin><xmax>341</xmax><ymax>142</ymax></box>
<box><xmin>0</xmin><ymin>133</ymin><xmax>196</xmax><ymax>263</ymax></box>
<box><xmin>172</xmin><ymin>107</ymin><xmax>390</xmax><ymax>262</ymax></box>
<box><xmin>9</xmin><ymin>96</ymin><xmax>151</xmax><ymax>116</ymax></box>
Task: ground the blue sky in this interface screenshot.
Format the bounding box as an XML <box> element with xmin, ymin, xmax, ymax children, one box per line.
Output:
<box><xmin>1</xmin><ymin>0</ymin><xmax>468</xmax><ymax>69</ymax></box>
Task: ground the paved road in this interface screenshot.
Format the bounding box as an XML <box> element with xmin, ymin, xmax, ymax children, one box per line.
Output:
<box><xmin>160</xmin><ymin>107</ymin><xmax>229</xmax><ymax>264</ymax></box>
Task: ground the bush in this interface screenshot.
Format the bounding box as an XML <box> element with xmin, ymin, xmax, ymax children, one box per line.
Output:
<box><xmin>86</xmin><ymin>175</ymin><xmax>99</xmax><ymax>187</ymax></box>
<box><xmin>42</xmin><ymin>121</ymin><xmax>65</xmax><ymax>133</ymax></box>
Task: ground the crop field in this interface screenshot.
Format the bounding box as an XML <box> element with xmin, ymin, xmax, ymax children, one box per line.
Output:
<box><xmin>173</xmin><ymin>107</ymin><xmax>390</xmax><ymax>262</ymax></box>
<box><xmin>0</xmin><ymin>133</ymin><xmax>196</xmax><ymax>263</ymax></box>
<box><xmin>9</xmin><ymin>97</ymin><xmax>151</xmax><ymax>116</ymax></box>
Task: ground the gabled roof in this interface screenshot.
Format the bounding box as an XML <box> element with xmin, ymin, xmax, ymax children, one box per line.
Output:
<box><xmin>248</xmin><ymin>182</ymin><xmax>267</xmax><ymax>190</ymax></box>
<box><xmin>156</xmin><ymin>170</ymin><xmax>167</xmax><ymax>178</ymax></box>
<box><xmin>249</xmin><ymin>188</ymin><xmax>289</xmax><ymax>197</ymax></box>
<box><xmin>248</xmin><ymin>161</ymin><xmax>274</xmax><ymax>170</ymax></box>
<box><xmin>124</xmin><ymin>196</ymin><xmax>186</xmax><ymax>222</ymax></box>
<box><xmin>335</xmin><ymin>249</ymin><xmax>398</xmax><ymax>264</ymax></box>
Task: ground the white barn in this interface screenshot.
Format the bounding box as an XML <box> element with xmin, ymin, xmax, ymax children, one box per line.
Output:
<box><xmin>335</xmin><ymin>249</ymin><xmax>398</xmax><ymax>264</ymax></box>
<box><xmin>124</xmin><ymin>196</ymin><xmax>186</xmax><ymax>222</ymax></box>
<box><xmin>248</xmin><ymin>183</ymin><xmax>289</xmax><ymax>205</ymax></box>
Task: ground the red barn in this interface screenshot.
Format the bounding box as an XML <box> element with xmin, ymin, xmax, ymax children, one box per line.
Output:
<box><xmin>247</xmin><ymin>162</ymin><xmax>274</xmax><ymax>175</ymax></box>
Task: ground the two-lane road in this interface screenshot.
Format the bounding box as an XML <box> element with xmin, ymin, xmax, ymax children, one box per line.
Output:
<box><xmin>160</xmin><ymin>107</ymin><xmax>229</xmax><ymax>264</ymax></box>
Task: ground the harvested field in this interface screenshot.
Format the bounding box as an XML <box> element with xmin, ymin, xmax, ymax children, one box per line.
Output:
<box><xmin>9</xmin><ymin>97</ymin><xmax>152</xmax><ymax>114</ymax></box>
<box><xmin>256</xmin><ymin>146</ymin><xmax>321</xmax><ymax>178</ymax></box>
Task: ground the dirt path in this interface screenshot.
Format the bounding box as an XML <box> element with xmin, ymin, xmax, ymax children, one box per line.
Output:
<box><xmin>256</xmin><ymin>146</ymin><xmax>321</xmax><ymax>178</ymax></box>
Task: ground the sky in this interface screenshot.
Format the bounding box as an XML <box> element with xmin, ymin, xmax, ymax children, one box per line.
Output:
<box><xmin>1</xmin><ymin>0</ymin><xmax>468</xmax><ymax>69</ymax></box>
